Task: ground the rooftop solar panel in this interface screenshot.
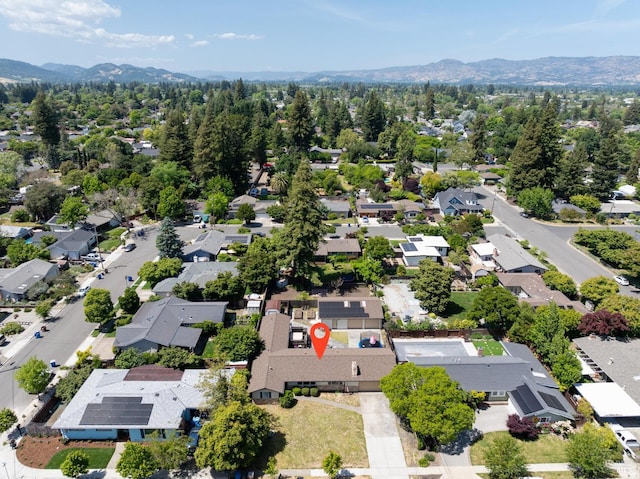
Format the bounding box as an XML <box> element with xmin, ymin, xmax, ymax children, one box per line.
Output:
<box><xmin>225</xmin><ymin>235</ymin><xmax>250</xmax><ymax>244</ymax></box>
<box><xmin>408</xmin><ymin>237</ymin><xmax>423</xmax><ymax>242</ymax></box>
<box><xmin>402</xmin><ymin>243</ymin><xmax>418</xmax><ymax>252</ymax></box>
<box><xmin>195</xmin><ymin>233</ymin><xmax>208</xmax><ymax>242</ymax></box>
<box><xmin>360</xmin><ymin>203</ymin><xmax>394</xmax><ymax>210</ymax></box>
<box><xmin>539</xmin><ymin>391</ymin><xmax>566</xmax><ymax>412</ymax></box>
<box><xmin>510</xmin><ymin>384</ymin><xmax>542</xmax><ymax>416</ymax></box>
<box><xmin>319</xmin><ymin>301</ymin><xmax>368</xmax><ymax>319</ymax></box>
<box><xmin>80</xmin><ymin>397</ymin><xmax>153</xmax><ymax>426</ymax></box>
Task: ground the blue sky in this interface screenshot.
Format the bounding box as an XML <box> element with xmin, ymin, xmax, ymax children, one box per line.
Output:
<box><xmin>0</xmin><ymin>0</ymin><xmax>638</xmax><ymax>73</ymax></box>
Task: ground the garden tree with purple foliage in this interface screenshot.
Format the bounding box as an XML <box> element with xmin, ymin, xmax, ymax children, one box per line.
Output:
<box><xmin>506</xmin><ymin>414</ymin><xmax>539</xmax><ymax>440</ymax></box>
<box><xmin>578</xmin><ymin>310</ymin><xmax>630</xmax><ymax>337</ymax></box>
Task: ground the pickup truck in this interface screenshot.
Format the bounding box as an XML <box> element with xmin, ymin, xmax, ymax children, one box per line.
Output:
<box><xmin>612</xmin><ymin>427</ymin><xmax>640</xmax><ymax>461</ymax></box>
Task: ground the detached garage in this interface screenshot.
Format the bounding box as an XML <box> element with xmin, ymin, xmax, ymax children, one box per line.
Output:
<box><xmin>318</xmin><ymin>298</ymin><xmax>384</xmax><ymax>330</ymax></box>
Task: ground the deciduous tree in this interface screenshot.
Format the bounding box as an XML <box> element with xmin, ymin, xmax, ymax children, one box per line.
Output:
<box><xmin>517</xmin><ymin>187</ymin><xmax>554</xmax><ymax>218</ymax></box>
<box><xmin>236</xmin><ymin>203</ymin><xmax>256</xmax><ymax>224</ymax></box>
<box><xmin>580</xmin><ymin>276</ymin><xmax>619</xmax><ymax>306</ymax></box>
<box><xmin>60</xmin><ymin>450</ymin><xmax>89</xmax><ymax>478</ymax></box>
<box><xmin>566</xmin><ymin>425</ymin><xmax>612</xmax><ymax>479</ymax></box>
<box><xmin>116</xmin><ymin>442</ymin><xmax>157</xmax><ymax>479</ymax></box>
<box><xmin>238</xmin><ymin>237</ymin><xmax>277</xmax><ymax>292</ymax></box>
<box><xmin>195</xmin><ymin>401</ymin><xmax>271</xmax><ymax>471</ymax></box>
<box><xmin>118</xmin><ymin>287</ymin><xmax>140</xmax><ymax>315</ymax></box>
<box><xmin>409</xmin><ymin>260</ymin><xmax>454</xmax><ymax>315</ymax></box>
<box><xmin>138</xmin><ymin>257</ymin><xmax>182</xmax><ymax>286</ymax></box>
<box><xmin>483</xmin><ymin>434</ymin><xmax>529</xmax><ymax>479</ymax></box>
<box><xmin>467</xmin><ymin>286</ymin><xmax>520</xmax><ymax>330</ymax></box>
<box><xmin>6</xmin><ymin>240</ymin><xmax>50</xmax><ymax>265</ymax></box>
<box><xmin>542</xmin><ymin>271</ymin><xmax>577</xmax><ymax>299</ymax></box>
<box><xmin>58</xmin><ymin>196</ymin><xmax>89</xmax><ymax>229</ymax></box>
<box><xmin>598</xmin><ymin>294</ymin><xmax>640</xmax><ymax>336</ymax></box>
<box><xmin>203</xmin><ymin>272</ymin><xmax>244</xmax><ymax>302</ymax></box>
<box><xmin>381</xmin><ymin>363</ymin><xmax>474</xmax><ymax>446</ymax></box>
<box><xmin>15</xmin><ymin>357</ymin><xmax>50</xmax><ymax>395</ymax></box>
<box><xmin>211</xmin><ymin>326</ymin><xmax>264</xmax><ymax>362</ymax></box>
<box><xmin>0</xmin><ymin>408</ymin><xmax>17</xmax><ymax>432</ymax></box>
<box><xmin>146</xmin><ymin>433</ymin><xmax>188</xmax><ymax>471</ymax></box>
<box><xmin>578</xmin><ymin>310</ymin><xmax>629</xmax><ymax>337</ymax></box>
<box><xmin>24</xmin><ymin>182</ymin><xmax>66</xmax><ymax>221</ymax></box>
<box><xmin>83</xmin><ymin>288</ymin><xmax>114</xmax><ymax>326</ymax></box>
<box><xmin>172</xmin><ymin>281</ymin><xmax>202</xmax><ymax>302</ymax></box>
<box><xmin>322</xmin><ymin>451</ymin><xmax>343</xmax><ymax>479</ymax></box>
<box><xmin>365</xmin><ymin>236</ymin><xmax>394</xmax><ymax>261</ymax></box>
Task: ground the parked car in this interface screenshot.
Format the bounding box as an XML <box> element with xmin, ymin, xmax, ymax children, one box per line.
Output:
<box><xmin>519</xmin><ymin>211</ymin><xmax>530</xmax><ymax>218</ymax></box>
<box><xmin>610</xmin><ymin>424</ymin><xmax>640</xmax><ymax>461</ymax></box>
<box><xmin>614</xmin><ymin>275</ymin><xmax>630</xmax><ymax>286</ymax></box>
<box><xmin>81</xmin><ymin>252</ymin><xmax>103</xmax><ymax>262</ymax></box>
<box><xmin>77</xmin><ymin>285</ymin><xmax>91</xmax><ymax>297</ymax></box>
<box><xmin>123</xmin><ymin>242</ymin><xmax>136</xmax><ymax>252</ymax></box>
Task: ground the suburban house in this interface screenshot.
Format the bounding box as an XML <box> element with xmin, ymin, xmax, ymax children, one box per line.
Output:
<box><xmin>573</xmin><ymin>336</ymin><xmax>640</xmax><ymax>420</ymax></box>
<box><xmin>315</xmin><ymin>238</ymin><xmax>362</xmax><ymax>262</ymax></box>
<box><xmin>85</xmin><ymin>210</ymin><xmax>123</xmax><ymax>231</ymax></box>
<box><xmin>469</xmin><ymin>242</ymin><xmax>497</xmax><ymax>279</ymax></box>
<box><xmin>480</xmin><ymin>172</ymin><xmax>502</xmax><ymax>185</ymax></box>
<box><xmin>153</xmin><ymin>262</ymin><xmax>239</xmax><ymax>296</ymax></box>
<box><xmin>320</xmin><ymin>198</ymin><xmax>352</xmax><ymax>218</ymax></box>
<box><xmin>395</xmin><ymin>339</ymin><xmax>574</xmax><ymax>423</ymax></box>
<box><xmin>355</xmin><ymin>199</ymin><xmax>425</xmax><ymax>220</ymax></box>
<box><xmin>432</xmin><ymin>188</ymin><xmax>483</xmax><ymax>216</ymax></box>
<box><xmin>53</xmin><ymin>365</ymin><xmax>233</xmax><ymax>441</ymax></box>
<box><xmin>552</xmin><ymin>200</ymin><xmax>586</xmax><ymax>217</ymax></box>
<box><xmin>114</xmin><ymin>296</ymin><xmax>227</xmax><ymax>353</ymax></box>
<box><xmin>317</xmin><ymin>297</ymin><xmax>384</xmax><ymax>329</ymax></box>
<box><xmin>0</xmin><ymin>259</ymin><xmax>59</xmax><ymax>302</ymax></box>
<box><xmin>0</xmin><ymin>225</ymin><xmax>32</xmax><ymax>239</ymax></box>
<box><xmin>227</xmin><ymin>195</ymin><xmax>277</xmax><ymax>218</ymax></box>
<box><xmin>32</xmin><ymin>228</ymin><xmax>97</xmax><ymax>260</ymax></box>
<box><xmin>182</xmin><ymin>230</ymin><xmax>252</xmax><ymax>262</ymax></box>
<box><xmin>400</xmin><ymin>235</ymin><xmax>450</xmax><ymax>267</ymax></box>
<box><xmin>486</xmin><ymin>234</ymin><xmax>548</xmax><ymax>274</ymax></box>
<box><xmin>248</xmin><ymin>312</ymin><xmax>397</xmax><ymax>401</ymax></box>
<box><xmin>496</xmin><ymin>273</ymin><xmax>588</xmax><ymax>313</ymax></box>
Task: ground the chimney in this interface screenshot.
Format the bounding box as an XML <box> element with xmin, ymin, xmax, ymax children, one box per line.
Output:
<box><xmin>351</xmin><ymin>361</ymin><xmax>359</xmax><ymax>377</ymax></box>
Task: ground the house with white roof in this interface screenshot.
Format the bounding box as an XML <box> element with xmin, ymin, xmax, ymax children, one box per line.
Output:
<box><xmin>400</xmin><ymin>235</ymin><xmax>450</xmax><ymax>266</ymax></box>
<box><xmin>487</xmin><ymin>234</ymin><xmax>547</xmax><ymax>274</ymax></box>
<box><xmin>53</xmin><ymin>365</ymin><xmax>233</xmax><ymax>441</ymax></box>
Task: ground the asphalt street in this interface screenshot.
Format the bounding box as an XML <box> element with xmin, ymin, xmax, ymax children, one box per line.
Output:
<box><xmin>0</xmin><ymin>227</ymin><xmax>161</xmax><ymax>413</ymax></box>
<box><xmin>477</xmin><ymin>185</ymin><xmax>638</xmax><ymax>295</ymax></box>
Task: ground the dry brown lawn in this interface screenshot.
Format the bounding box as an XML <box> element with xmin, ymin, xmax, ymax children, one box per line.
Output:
<box><xmin>262</xmin><ymin>400</ymin><xmax>368</xmax><ymax>469</ymax></box>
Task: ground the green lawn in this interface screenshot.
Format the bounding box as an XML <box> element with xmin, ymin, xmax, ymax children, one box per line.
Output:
<box><xmin>201</xmin><ymin>340</ymin><xmax>215</xmax><ymax>358</ymax></box>
<box><xmin>106</xmin><ymin>227</ymin><xmax>127</xmax><ymax>239</ymax></box>
<box><xmin>444</xmin><ymin>291</ymin><xmax>479</xmax><ymax>320</ymax></box>
<box><xmin>99</xmin><ymin>238</ymin><xmax>121</xmax><ymax>252</ymax></box>
<box><xmin>471</xmin><ymin>338</ymin><xmax>504</xmax><ymax>356</ymax></box>
<box><xmin>46</xmin><ymin>447</ymin><xmax>115</xmax><ymax>469</ymax></box>
<box><xmin>470</xmin><ymin>431</ymin><xmax>568</xmax><ymax>465</ymax></box>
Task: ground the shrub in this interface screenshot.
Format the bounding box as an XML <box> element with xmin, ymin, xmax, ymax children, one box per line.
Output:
<box><xmin>0</xmin><ymin>408</ymin><xmax>17</xmax><ymax>432</ymax></box>
<box><xmin>418</xmin><ymin>456</ymin><xmax>430</xmax><ymax>467</ymax></box>
<box><xmin>0</xmin><ymin>322</ymin><xmax>24</xmax><ymax>335</ymax></box>
<box><xmin>115</xmin><ymin>315</ymin><xmax>133</xmax><ymax>327</ymax></box>
<box><xmin>292</xmin><ymin>387</ymin><xmax>302</xmax><ymax>396</ymax></box>
<box><xmin>417</xmin><ymin>434</ymin><xmax>427</xmax><ymax>450</ymax></box>
<box><xmin>396</xmin><ymin>265</ymin><xmax>406</xmax><ymax>275</ymax></box>
<box><xmin>310</xmin><ymin>387</ymin><xmax>319</xmax><ymax>397</ymax></box>
<box><xmin>11</xmin><ymin>209</ymin><xmax>30</xmax><ymax>222</ymax></box>
<box><xmin>301</xmin><ymin>387</ymin><xmax>310</xmax><ymax>396</ymax></box>
<box><xmin>279</xmin><ymin>390</ymin><xmax>296</xmax><ymax>409</ymax></box>
<box><xmin>237</xmin><ymin>226</ymin><xmax>251</xmax><ymax>234</ymax></box>
<box><xmin>506</xmin><ymin>414</ymin><xmax>540</xmax><ymax>440</ymax></box>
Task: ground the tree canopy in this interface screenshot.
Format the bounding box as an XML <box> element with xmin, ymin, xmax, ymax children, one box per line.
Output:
<box><xmin>409</xmin><ymin>260</ymin><xmax>454</xmax><ymax>315</ymax></box>
<box><xmin>15</xmin><ymin>356</ymin><xmax>50</xmax><ymax>395</ymax></box>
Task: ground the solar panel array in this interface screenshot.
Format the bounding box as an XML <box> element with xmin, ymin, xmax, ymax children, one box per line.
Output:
<box><xmin>360</xmin><ymin>203</ymin><xmax>394</xmax><ymax>210</ymax></box>
<box><xmin>225</xmin><ymin>235</ymin><xmax>250</xmax><ymax>244</ymax></box>
<box><xmin>402</xmin><ymin>243</ymin><xmax>418</xmax><ymax>252</ymax></box>
<box><xmin>408</xmin><ymin>237</ymin><xmax>423</xmax><ymax>242</ymax></box>
<box><xmin>319</xmin><ymin>301</ymin><xmax>368</xmax><ymax>318</ymax></box>
<box><xmin>195</xmin><ymin>233</ymin><xmax>208</xmax><ymax>243</ymax></box>
<box><xmin>510</xmin><ymin>384</ymin><xmax>542</xmax><ymax>415</ymax></box>
<box><xmin>80</xmin><ymin>397</ymin><xmax>153</xmax><ymax>426</ymax></box>
<box><xmin>539</xmin><ymin>391</ymin><xmax>567</xmax><ymax>412</ymax></box>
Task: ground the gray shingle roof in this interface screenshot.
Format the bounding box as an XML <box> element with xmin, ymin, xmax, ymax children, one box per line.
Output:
<box><xmin>434</xmin><ymin>188</ymin><xmax>483</xmax><ymax>213</ymax></box>
<box><xmin>114</xmin><ymin>296</ymin><xmax>227</xmax><ymax>349</ymax></box>
<box><xmin>315</xmin><ymin>239</ymin><xmax>361</xmax><ymax>257</ymax></box>
<box><xmin>487</xmin><ymin>234</ymin><xmax>547</xmax><ymax>272</ymax></box>
<box><xmin>153</xmin><ymin>262</ymin><xmax>238</xmax><ymax>294</ymax></box>
<box><xmin>0</xmin><ymin>259</ymin><xmax>57</xmax><ymax>295</ymax></box>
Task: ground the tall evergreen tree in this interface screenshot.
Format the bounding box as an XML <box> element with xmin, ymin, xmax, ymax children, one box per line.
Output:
<box><xmin>160</xmin><ymin>108</ymin><xmax>192</xmax><ymax>169</ymax></box>
<box><xmin>590</xmin><ymin>112</ymin><xmax>622</xmax><ymax>199</ymax></box>
<box><xmin>156</xmin><ymin>217</ymin><xmax>184</xmax><ymax>259</ymax></box>
<box><xmin>361</xmin><ymin>91</ymin><xmax>386</xmax><ymax>142</ymax></box>
<box><xmin>423</xmin><ymin>87</ymin><xmax>435</xmax><ymax>120</ymax></box>
<box><xmin>287</xmin><ymin>90</ymin><xmax>314</xmax><ymax>152</ymax></box>
<box><xmin>509</xmin><ymin>100</ymin><xmax>562</xmax><ymax>195</ymax></box>
<box><xmin>627</xmin><ymin>148</ymin><xmax>640</xmax><ymax>184</ymax></box>
<box><xmin>32</xmin><ymin>90</ymin><xmax>61</xmax><ymax>168</ymax></box>
<box><xmin>277</xmin><ymin>160</ymin><xmax>325</xmax><ymax>279</ymax></box>
<box><xmin>470</xmin><ymin>114</ymin><xmax>487</xmax><ymax>164</ymax></box>
<box><xmin>555</xmin><ymin>144</ymin><xmax>588</xmax><ymax>198</ymax></box>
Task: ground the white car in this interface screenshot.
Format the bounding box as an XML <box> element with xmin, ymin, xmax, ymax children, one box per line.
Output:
<box><xmin>81</xmin><ymin>252</ymin><xmax>103</xmax><ymax>262</ymax></box>
<box><xmin>614</xmin><ymin>275</ymin><xmax>630</xmax><ymax>286</ymax></box>
<box><xmin>77</xmin><ymin>285</ymin><xmax>91</xmax><ymax>297</ymax></box>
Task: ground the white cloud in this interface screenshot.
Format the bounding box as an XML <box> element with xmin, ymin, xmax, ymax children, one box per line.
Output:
<box><xmin>185</xmin><ymin>33</ymin><xmax>194</xmax><ymax>40</ymax></box>
<box><xmin>212</xmin><ymin>32</ymin><xmax>263</xmax><ymax>40</ymax></box>
<box><xmin>0</xmin><ymin>0</ymin><xmax>174</xmax><ymax>48</ymax></box>
<box><xmin>190</xmin><ymin>40</ymin><xmax>209</xmax><ymax>47</ymax></box>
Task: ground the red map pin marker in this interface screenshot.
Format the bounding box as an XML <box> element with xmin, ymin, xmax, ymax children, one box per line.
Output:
<box><xmin>310</xmin><ymin>323</ymin><xmax>331</xmax><ymax>360</ymax></box>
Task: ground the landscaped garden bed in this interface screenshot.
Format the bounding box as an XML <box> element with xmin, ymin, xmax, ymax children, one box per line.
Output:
<box><xmin>16</xmin><ymin>436</ymin><xmax>115</xmax><ymax>469</ymax></box>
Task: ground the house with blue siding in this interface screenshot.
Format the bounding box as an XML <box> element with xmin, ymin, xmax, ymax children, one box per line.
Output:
<box><xmin>432</xmin><ymin>187</ymin><xmax>483</xmax><ymax>216</ymax></box>
<box><xmin>53</xmin><ymin>365</ymin><xmax>233</xmax><ymax>441</ymax></box>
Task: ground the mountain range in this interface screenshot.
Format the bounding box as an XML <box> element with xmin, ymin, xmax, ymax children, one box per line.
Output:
<box><xmin>1</xmin><ymin>56</ymin><xmax>640</xmax><ymax>85</ymax></box>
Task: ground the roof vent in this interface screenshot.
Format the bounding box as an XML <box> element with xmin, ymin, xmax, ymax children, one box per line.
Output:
<box><xmin>344</xmin><ymin>300</ymin><xmax>349</xmax><ymax>307</ymax></box>
<box><xmin>351</xmin><ymin>361</ymin><xmax>359</xmax><ymax>377</ymax></box>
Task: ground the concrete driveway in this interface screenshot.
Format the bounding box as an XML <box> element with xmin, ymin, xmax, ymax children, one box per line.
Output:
<box><xmin>474</xmin><ymin>403</ymin><xmax>513</xmax><ymax>433</ymax></box>
<box><xmin>359</xmin><ymin>392</ymin><xmax>409</xmax><ymax>479</ymax></box>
